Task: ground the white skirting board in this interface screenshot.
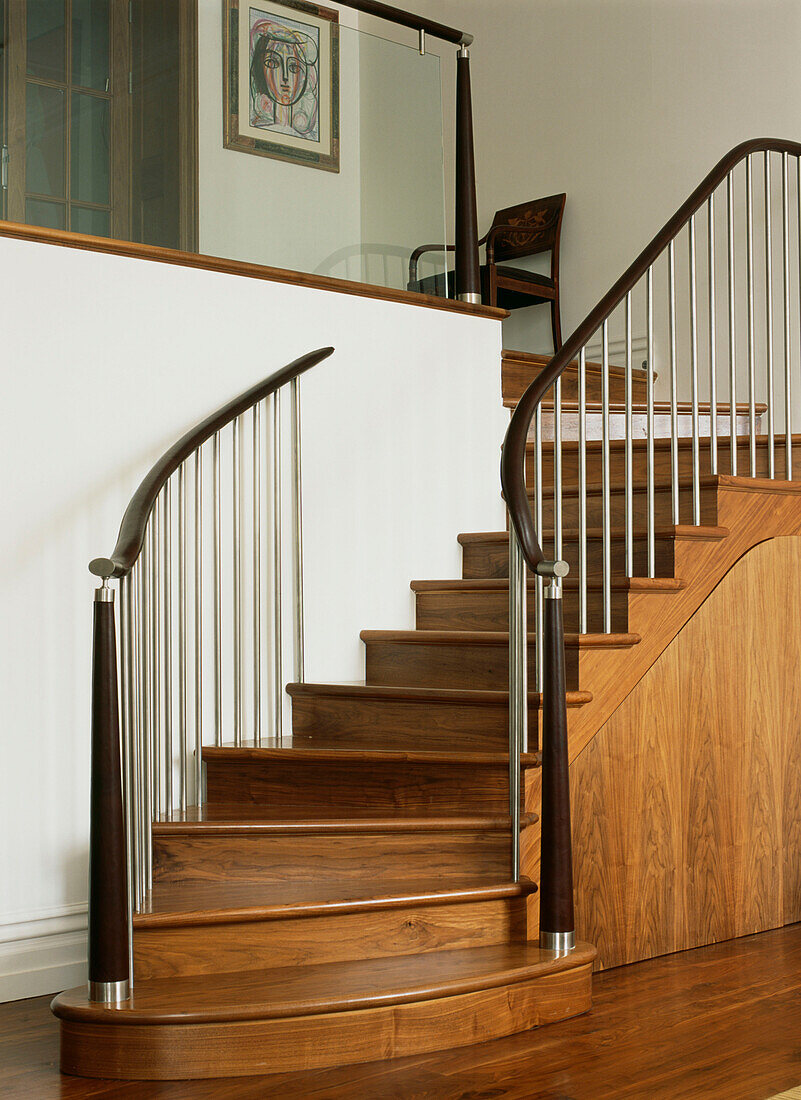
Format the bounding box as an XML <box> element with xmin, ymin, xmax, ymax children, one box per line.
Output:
<box><xmin>0</xmin><ymin>905</ymin><xmax>87</xmax><ymax>1002</ymax></box>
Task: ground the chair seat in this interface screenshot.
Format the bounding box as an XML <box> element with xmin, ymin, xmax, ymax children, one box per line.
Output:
<box><xmin>407</xmin><ymin>266</ymin><xmax>555</xmax><ymax>305</ymax></box>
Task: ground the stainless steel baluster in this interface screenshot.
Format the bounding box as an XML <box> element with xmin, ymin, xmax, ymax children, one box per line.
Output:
<box><xmin>668</xmin><ymin>240</ymin><xmax>679</xmax><ymax>524</ymax></box>
<box><xmin>708</xmin><ymin>193</ymin><xmax>718</xmax><ymax>475</ymax></box>
<box><xmin>232</xmin><ymin>417</ymin><xmax>242</xmax><ymax>745</ymax></box>
<box><xmin>162</xmin><ymin>486</ymin><xmax>173</xmax><ymax>816</ymax></box>
<box><xmin>253</xmin><ymin>403</ymin><xmax>261</xmax><ymax>744</ymax></box>
<box><xmin>646</xmin><ymin>267</ymin><xmax>655</xmax><ymax>575</ymax></box>
<box><xmin>728</xmin><ymin>170</ymin><xmax>738</xmax><ymax>475</ymax></box>
<box><xmin>689</xmin><ymin>216</ymin><xmax>700</xmax><ymax>524</ymax></box>
<box><xmin>624</xmin><ymin>296</ymin><xmax>633</xmax><ymax>577</ymax></box>
<box><xmin>747</xmin><ymin>154</ymin><xmax>756</xmax><ymax>476</ymax></box>
<box><xmin>144</xmin><ymin>521</ymin><xmax>155</xmax><ymax>885</ymax></box>
<box><xmin>783</xmin><ymin>151</ymin><xmax>792</xmax><ymax>479</ymax></box>
<box><xmin>291</xmin><ymin>377</ymin><xmax>305</xmax><ymax>682</ymax></box>
<box><xmin>602</xmin><ymin>322</ymin><xmax>611</xmax><ymax>626</ymax></box>
<box><xmin>534</xmin><ymin>402</ymin><xmax>543</xmax><ymax>692</ymax></box>
<box><xmin>151</xmin><ymin>506</ymin><xmax>161</xmax><ymax>820</ymax></box>
<box><xmin>213</xmin><ymin>431</ymin><xmax>222</xmax><ymax>746</ymax></box>
<box><xmin>766</xmin><ymin>150</ymin><xmax>775</xmax><ymax>477</ymax></box>
<box><xmin>578</xmin><ymin>347</ymin><xmax>588</xmax><ymax>632</ymax></box>
<box><xmin>273</xmin><ymin>390</ymin><xmax>283</xmax><ymax>741</ymax></box>
<box><xmin>194</xmin><ymin>448</ymin><xmax>203</xmax><ymax>806</ymax></box>
<box><xmin>132</xmin><ymin>564</ymin><xmax>143</xmax><ymax>908</ymax></box>
<box><xmin>178</xmin><ymin>464</ymin><xmax>187</xmax><ymax>813</ymax></box>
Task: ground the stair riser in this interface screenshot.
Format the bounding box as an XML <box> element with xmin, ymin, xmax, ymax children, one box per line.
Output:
<box><xmin>290</xmin><ymin>693</ymin><xmax>526</xmax><ymax>749</ymax></box>
<box><xmin>152</xmin><ymin>831</ymin><xmax>511</xmax><ymax>887</ymax></box>
<box><xmin>365</xmin><ymin>640</ymin><xmax>579</xmax><ymax>692</ymax></box>
<box><xmin>134</xmin><ymin>897</ymin><xmax>527</xmax><ymax>980</ymax></box>
<box><xmin>461</xmin><ymin>536</ymin><xmax>675</xmax><ymax>580</ymax></box>
<box><xmin>205</xmin><ymin>758</ymin><xmax>514</xmax><ymax>814</ymax></box>
<box><xmin>504</xmin><ymin>358</ymin><xmax>646</xmax><ymax>406</ymax></box>
<box><xmin>415</xmin><ymin>589</ymin><xmax>628</xmax><ymax>633</ymax></box>
<box><xmin>535</xmin><ymin>486</ymin><xmax>718</xmax><ymax>528</ymax></box>
<box><xmin>536</xmin><ymin>434</ymin><xmax>782</xmax><ymax>486</ymax></box>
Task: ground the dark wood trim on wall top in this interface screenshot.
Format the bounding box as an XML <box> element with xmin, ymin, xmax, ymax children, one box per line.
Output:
<box><xmin>0</xmin><ymin>221</ymin><xmax>508</xmax><ymax>321</ymax></box>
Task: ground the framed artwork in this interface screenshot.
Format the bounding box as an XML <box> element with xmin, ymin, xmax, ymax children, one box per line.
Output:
<box><xmin>223</xmin><ymin>0</ymin><xmax>340</xmax><ymax>172</ymax></box>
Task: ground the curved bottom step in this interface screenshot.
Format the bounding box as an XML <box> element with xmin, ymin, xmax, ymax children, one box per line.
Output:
<box><xmin>53</xmin><ymin>942</ymin><xmax>596</xmax><ymax>1080</ymax></box>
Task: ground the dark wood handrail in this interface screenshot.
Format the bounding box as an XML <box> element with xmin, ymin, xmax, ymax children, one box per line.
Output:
<box><xmin>90</xmin><ymin>347</ymin><xmax>334</xmax><ymax>580</ymax></box>
<box><xmin>338</xmin><ymin>0</ymin><xmax>472</xmax><ymax>45</ymax></box>
<box><xmin>501</xmin><ymin>137</ymin><xmax>801</xmax><ymax>571</ymax></box>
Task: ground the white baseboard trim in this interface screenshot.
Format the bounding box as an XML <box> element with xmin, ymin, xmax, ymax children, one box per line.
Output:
<box><xmin>0</xmin><ymin>904</ymin><xmax>87</xmax><ymax>1003</ymax></box>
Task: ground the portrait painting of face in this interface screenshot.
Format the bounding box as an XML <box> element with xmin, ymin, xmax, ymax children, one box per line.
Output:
<box><xmin>224</xmin><ymin>0</ymin><xmax>340</xmax><ymax>172</ymax></box>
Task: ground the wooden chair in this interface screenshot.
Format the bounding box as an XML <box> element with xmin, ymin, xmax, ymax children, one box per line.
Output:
<box><xmin>408</xmin><ymin>193</ymin><xmax>566</xmax><ymax>350</ymax></box>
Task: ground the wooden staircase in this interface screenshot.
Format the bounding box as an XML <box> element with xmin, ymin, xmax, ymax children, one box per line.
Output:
<box><xmin>53</xmin><ymin>326</ymin><xmax>801</xmax><ymax>1078</ymax></box>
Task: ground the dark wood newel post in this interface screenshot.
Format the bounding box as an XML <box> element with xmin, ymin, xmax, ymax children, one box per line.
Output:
<box><xmin>454</xmin><ymin>42</ymin><xmax>481</xmax><ymax>303</ymax></box>
<box><xmin>539</xmin><ymin>580</ymin><xmax>576</xmax><ymax>952</ymax></box>
<box><xmin>87</xmin><ymin>580</ymin><xmax>130</xmax><ymax>1003</ymax></box>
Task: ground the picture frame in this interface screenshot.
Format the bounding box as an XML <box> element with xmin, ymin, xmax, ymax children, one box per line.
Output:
<box><xmin>223</xmin><ymin>0</ymin><xmax>340</xmax><ymax>173</ymax></box>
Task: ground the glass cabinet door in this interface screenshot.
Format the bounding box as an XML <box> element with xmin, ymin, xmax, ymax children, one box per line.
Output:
<box><xmin>4</xmin><ymin>0</ymin><xmax>128</xmax><ymax>237</ymax></box>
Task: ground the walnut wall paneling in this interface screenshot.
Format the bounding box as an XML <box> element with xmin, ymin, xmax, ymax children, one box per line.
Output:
<box><xmin>570</xmin><ymin>536</ymin><xmax>801</xmax><ymax>970</ymax></box>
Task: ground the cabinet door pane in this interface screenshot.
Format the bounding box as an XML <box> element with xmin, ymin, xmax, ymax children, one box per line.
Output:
<box><xmin>26</xmin><ymin>82</ymin><xmax>66</xmax><ymax>197</ymax></box>
<box><xmin>72</xmin><ymin>0</ymin><xmax>110</xmax><ymax>91</ymax></box>
<box><xmin>71</xmin><ymin>91</ymin><xmax>109</xmax><ymax>204</ymax></box>
<box><xmin>27</xmin><ymin>0</ymin><xmax>67</xmax><ymax>82</ymax></box>
<box><xmin>71</xmin><ymin>205</ymin><xmax>110</xmax><ymax>236</ymax></box>
<box><xmin>26</xmin><ymin>197</ymin><xmax>66</xmax><ymax>228</ymax></box>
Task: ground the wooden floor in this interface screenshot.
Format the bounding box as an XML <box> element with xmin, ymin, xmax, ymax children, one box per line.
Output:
<box><xmin>5</xmin><ymin>924</ymin><xmax>801</xmax><ymax>1098</ymax></box>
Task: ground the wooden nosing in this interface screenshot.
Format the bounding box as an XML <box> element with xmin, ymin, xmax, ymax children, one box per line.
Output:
<box><xmin>202</xmin><ymin>745</ymin><xmax>541</xmax><ymax>766</ymax></box>
<box><xmin>286</xmin><ymin>681</ymin><xmax>592</xmax><ymax>706</ymax></box>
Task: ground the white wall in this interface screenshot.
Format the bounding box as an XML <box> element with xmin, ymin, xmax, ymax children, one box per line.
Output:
<box><xmin>417</xmin><ymin>0</ymin><xmax>801</xmax><ymax>358</ymax></box>
<box><xmin>0</xmin><ymin>236</ymin><xmax>504</xmax><ymax>1000</ymax></box>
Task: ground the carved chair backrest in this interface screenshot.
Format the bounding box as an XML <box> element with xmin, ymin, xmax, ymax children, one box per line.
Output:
<box><xmin>488</xmin><ymin>193</ymin><xmax>566</xmax><ymax>264</ymax></box>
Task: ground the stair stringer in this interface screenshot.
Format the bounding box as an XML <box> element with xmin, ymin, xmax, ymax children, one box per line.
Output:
<box><xmin>522</xmin><ymin>478</ymin><xmax>801</xmax><ymax>950</ymax></box>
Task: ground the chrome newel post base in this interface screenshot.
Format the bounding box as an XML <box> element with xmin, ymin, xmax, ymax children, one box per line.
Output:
<box><xmin>457</xmin><ymin>292</ymin><xmax>482</xmax><ymax>304</ymax></box>
<box><xmin>88</xmin><ymin>979</ymin><xmax>130</xmax><ymax>1004</ymax></box>
<box><xmin>540</xmin><ymin>930</ymin><xmax>576</xmax><ymax>954</ymax></box>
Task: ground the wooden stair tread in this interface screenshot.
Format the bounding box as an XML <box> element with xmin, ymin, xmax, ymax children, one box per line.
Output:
<box><xmin>527</xmin><ymin>472</ymin><xmax>801</xmax><ymax>498</ymax></box>
<box><xmin>458</xmin><ymin>525</ymin><xmax>730</xmax><ymax>544</ymax></box>
<box><xmin>153</xmin><ymin>805</ymin><xmax>531</xmax><ymax>833</ymax></box>
<box><xmin>53</xmin><ymin>941</ymin><xmax>595</xmax><ymax>1025</ymax></box>
<box><xmin>203</xmin><ymin>743</ymin><xmax>541</xmax><ymax>766</ymax></box>
<box><xmin>287</xmin><ymin>681</ymin><xmax>592</xmax><ymax>706</ymax></box>
<box><xmin>531</xmin><ymin>424</ymin><xmax>781</xmax><ymax>450</ymax></box>
<box><xmin>411</xmin><ymin>577</ymin><xmax>685</xmax><ymax>593</ymax></box>
<box><xmin>136</xmin><ymin>877</ymin><xmax>538</xmax><ymax>926</ymax></box>
<box><xmin>361</xmin><ymin>628</ymin><xmax>641</xmax><ymax>648</ymax></box>
<box><xmin>502</xmin><ymin>348</ymin><xmax>642</xmax><ymax>378</ymax></box>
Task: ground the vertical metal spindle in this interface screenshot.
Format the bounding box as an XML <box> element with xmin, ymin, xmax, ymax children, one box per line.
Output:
<box><xmin>783</xmin><ymin>151</ymin><xmax>792</xmax><ymax>479</ymax></box>
<box><xmin>689</xmin><ymin>215</ymin><xmax>701</xmax><ymax>525</ymax></box>
<box><xmin>213</xmin><ymin>432</ymin><xmax>222</xmax><ymax>746</ymax></box>
<box><xmin>132</xmin><ymin>565</ymin><xmax>143</xmax><ymax>908</ymax></box>
<box><xmin>746</xmin><ymin>155</ymin><xmax>756</xmax><ymax>476</ymax></box>
<box><xmin>253</xmin><ymin>404</ymin><xmax>261</xmax><ymax>744</ymax></box>
<box><xmin>273</xmin><ymin>390</ymin><xmax>283</xmax><ymax>741</ymax></box>
<box><xmin>162</xmin><ymin>487</ymin><xmax>172</xmax><ymax>816</ymax></box>
<box><xmin>554</xmin><ymin>376</ymin><xmax>563</xmax><ymax>568</ymax></box>
<box><xmin>766</xmin><ymin>151</ymin><xmax>775</xmax><ymax>477</ymax></box>
<box><xmin>668</xmin><ymin>241</ymin><xmax>679</xmax><ymax>524</ymax></box>
<box><xmin>578</xmin><ymin>347</ymin><xmax>588</xmax><ymax>632</ymax></box>
<box><xmin>708</xmin><ymin>193</ymin><xmax>718</xmax><ymax>475</ymax></box>
<box><xmin>194</xmin><ymin>449</ymin><xmax>203</xmax><ymax>806</ymax></box>
<box><xmin>144</xmin><ymin>523</ymin><xmax>154</xmax><ymax>889</ymax></box>
<box><xmin>177</xmin><ymin>466</ymin><xmax>187</xmax><ymax>813</ymax></box>
<box><xmin>646</xmin><ymin>267</ymin><xmax>655</xmax><ymax>576</ymax></box>
<box><xmin>534</xmin><ymin>403</ymin><xmax>544</xmax><ymax>692</ymax></box>
<box><xmin>119</xmin><ymin>575</ymin><xmax>134</xmax><ymax>984</ymax></box>
<box><xmin>291</xmin><ymin>377</ymin><xmax>305</xmax><ymax>682</ymax></box>
<box><xmin>601</xmin><ymin>323</ymin><xmax>611</xmax><ymax>628</ymax></box>
<box><xmin>151</xmin><ymin>507</ymin><xmax>161</xmax><ymax>820</ymax></box>
<box><xmin>728</xmin><ymin>170</ymin><xmax>738</xmax><ymax>475</ymax></box>
<box><xmin>624</xmin><ymin>295</ymin><xmax>633</xmax><ymax>577</ymax></box>
<box><xmin>232</xmin><ymin>417</ymin><xmax>242</xmax><ymax>745</ymax></box>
